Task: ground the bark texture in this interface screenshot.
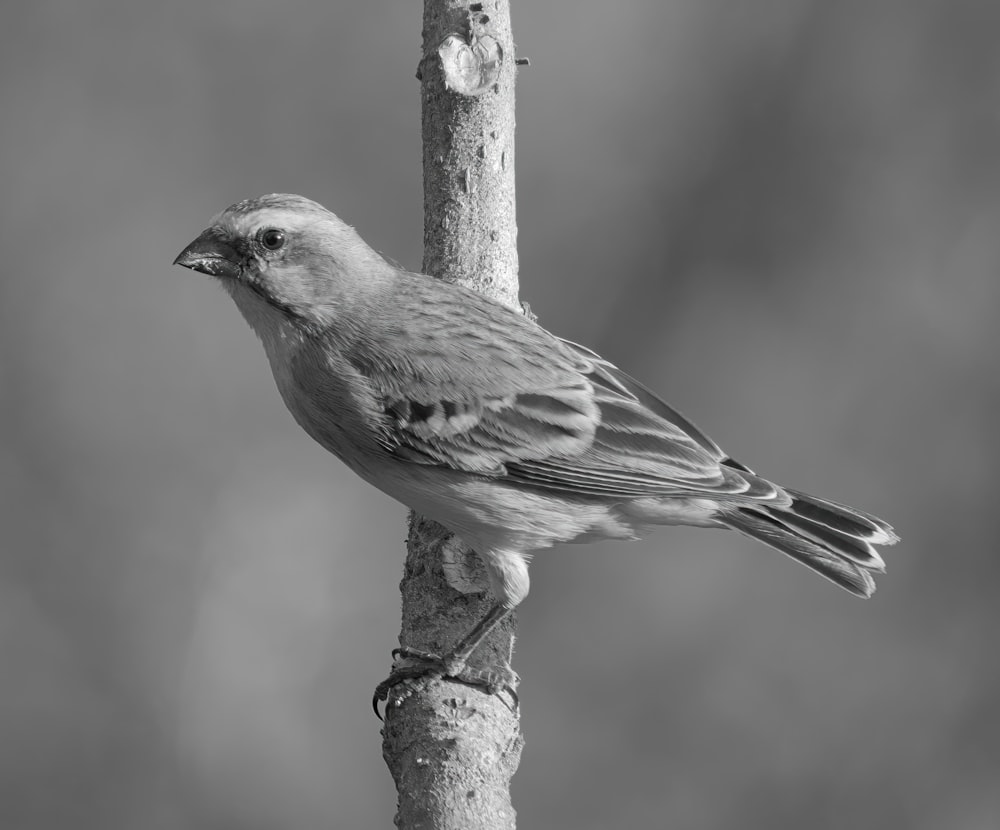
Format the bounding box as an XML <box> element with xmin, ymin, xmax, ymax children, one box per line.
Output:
<box><xmin>379</xmin><ymin>2</ymin><xmax>524</xmax><ymax>828</ymax></box>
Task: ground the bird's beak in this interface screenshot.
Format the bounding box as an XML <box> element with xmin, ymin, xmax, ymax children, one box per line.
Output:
<box><xmin>173</xmin><ymin>229</ymin><xmax>242</xmax><ymax>279</ymax></box>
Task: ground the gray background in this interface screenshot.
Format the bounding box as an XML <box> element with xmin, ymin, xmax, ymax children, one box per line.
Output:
<box><xmin>2</xmin><ymin>1</ymin><xmax>998</xmax><ymax>828</ymax></box>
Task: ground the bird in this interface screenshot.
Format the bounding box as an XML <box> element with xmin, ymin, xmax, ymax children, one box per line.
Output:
<box><xmin>174</xmin><ymin>193</ymin><xmax>899</xmax><ymax>708</ymax></box>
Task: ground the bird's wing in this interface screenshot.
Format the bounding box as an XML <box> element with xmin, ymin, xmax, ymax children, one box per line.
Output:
<box><xmin>503</xmin><ymin>340</ymin><xmax>780</xmax><ymax>500</ymax></box>
<box><xmin>347</xmin><ymin>292</ymin><xmax>776</xmax><ymax>501</ymax></box>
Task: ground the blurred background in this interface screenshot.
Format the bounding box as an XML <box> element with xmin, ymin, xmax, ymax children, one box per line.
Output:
<box><xmin>2</xmin><ymin>1</ymin><xmax>998</xmax><ymax>827</ymax></box>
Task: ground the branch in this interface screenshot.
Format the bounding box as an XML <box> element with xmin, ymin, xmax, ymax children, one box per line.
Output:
<box><xmin>379</xmin><ymin>1</ymin><xmax>523</xmax><ymax>828</ymax></box>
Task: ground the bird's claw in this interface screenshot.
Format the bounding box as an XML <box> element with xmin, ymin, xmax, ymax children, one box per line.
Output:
<box><xmin>373</xmin><ymin>648</ymin><xmax>519</xmax><ymax>720</ymax></box>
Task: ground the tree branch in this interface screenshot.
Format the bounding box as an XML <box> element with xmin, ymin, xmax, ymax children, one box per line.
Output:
<box><xmin>379</xmin><ymin>1</ymin><xmax>523</xmax><ymax>828</ymax></box>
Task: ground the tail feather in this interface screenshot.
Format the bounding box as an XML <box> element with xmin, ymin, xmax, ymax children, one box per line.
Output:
<box><xmin>784</xmin><ymin>488</ymin><xmax>898</xmax><ymax>544</ymax></box>
<box><xmin>722</xmin><ymin>490</ymin><xmax>898</xmax><ymax>598</ymax></box>
<box><xmin>771</xmin><ymin>507</ymin><xmax>885</xmax><ymax>571</ymax></box>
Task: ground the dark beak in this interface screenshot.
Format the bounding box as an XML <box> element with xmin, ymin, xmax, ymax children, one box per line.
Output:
<box><xmin>173</xmin><ymin>229</ymin><xmax>242</xmax><ymax>279</ymax></box>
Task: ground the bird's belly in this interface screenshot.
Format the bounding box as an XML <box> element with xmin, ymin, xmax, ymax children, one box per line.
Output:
<box><xmin>371</xmin><ymin>464</ymin><xmax>639</xmax><ymax>553</ymax></box>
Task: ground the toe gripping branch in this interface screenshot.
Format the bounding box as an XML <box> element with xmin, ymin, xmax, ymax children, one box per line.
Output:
<box><xmin>373</xmin><ymin>603</ymin><xmax>519</xmax><ymax>720</ymax></box>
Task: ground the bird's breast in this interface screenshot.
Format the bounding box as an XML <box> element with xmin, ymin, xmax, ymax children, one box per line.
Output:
<box><xmin>268</xmin><ymin>338</ymin><xmax>389</xmax><ymax>478</ymax></box>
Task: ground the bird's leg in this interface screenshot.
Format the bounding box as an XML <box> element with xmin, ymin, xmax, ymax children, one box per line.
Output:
<box><xmin>395</xmin><ymin>602</ymin><xmax>513</xmax><ymax>679</ymax></box>
<box><xmin>375</xmin><ymin>549</ymin><xmax>527</xmax><ymax>717</ymax></box>
<box><xmin>373</xmin><ymin>602</ymin><xmax>518</xmax><ymax>718</ymax></box>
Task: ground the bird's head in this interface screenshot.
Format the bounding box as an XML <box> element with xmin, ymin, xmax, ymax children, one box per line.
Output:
<box><xmin>174</xmin><ymin>193</ymin><xmax>390</xmax><ymax>330</ymax></box>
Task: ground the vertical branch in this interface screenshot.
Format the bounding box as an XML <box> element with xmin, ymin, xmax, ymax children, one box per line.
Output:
<box><xmin>421</xmin><ymin>1</ymin><xmax>519</xmax><ymax>306</ymax></box>
<box><xmin>379</xmin><ymin>1</ymin><xmax>523</xmax><ymax>829</ymax></box>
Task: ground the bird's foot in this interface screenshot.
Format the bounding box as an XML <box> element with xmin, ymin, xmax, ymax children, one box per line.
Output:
<box><xmin>373</xmin><ymin>647</ymin><xmax>519</xmax><ymax>720</ymax></box>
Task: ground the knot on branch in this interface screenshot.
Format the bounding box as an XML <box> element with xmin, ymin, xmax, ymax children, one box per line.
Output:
<box><xmin>439</xmin><ymin>33</ymin><xmax>502</xmax><ymax>96</ymax></box>
<box><xmin>441</xmin><ymin>535</ymin><xmax>490</xmax><ymax>595</ymax></box>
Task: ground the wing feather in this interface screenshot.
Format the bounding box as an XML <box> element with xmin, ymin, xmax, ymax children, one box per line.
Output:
<box><xmin>358</xmin><ymin>320</ymin><xmax>776</xmax><ymax>502</ymax></box>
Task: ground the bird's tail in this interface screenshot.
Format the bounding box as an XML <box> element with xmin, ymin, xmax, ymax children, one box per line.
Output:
<box><xmin>721</xmin><ymin>488</ymin><xmax>899</xmax><ymax>598</ymax></box>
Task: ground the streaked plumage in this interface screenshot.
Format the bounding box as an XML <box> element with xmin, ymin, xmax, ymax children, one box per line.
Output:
<box><xmin>174</xmin><ymin>194</ymin><xmax>899</xmax><ymax>699</ymax></box>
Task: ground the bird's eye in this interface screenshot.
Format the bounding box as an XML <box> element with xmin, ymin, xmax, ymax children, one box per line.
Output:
<box><xmin>259</xmin><ymin>228</ymin><xmax>286</xmax><ymax>251</ymax></box>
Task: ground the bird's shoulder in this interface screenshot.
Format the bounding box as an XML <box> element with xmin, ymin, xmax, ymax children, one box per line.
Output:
<box><xmin>348</xmin><ymin>270</ymin><xmax>593</xmax><ymax>403</ymax></box>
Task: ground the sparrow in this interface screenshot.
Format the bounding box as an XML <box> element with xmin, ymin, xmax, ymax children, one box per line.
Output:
<box><xmin>174</xmin><ymin>193</ymin><xmax>899</xmax><ymax>709</ymax></box>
